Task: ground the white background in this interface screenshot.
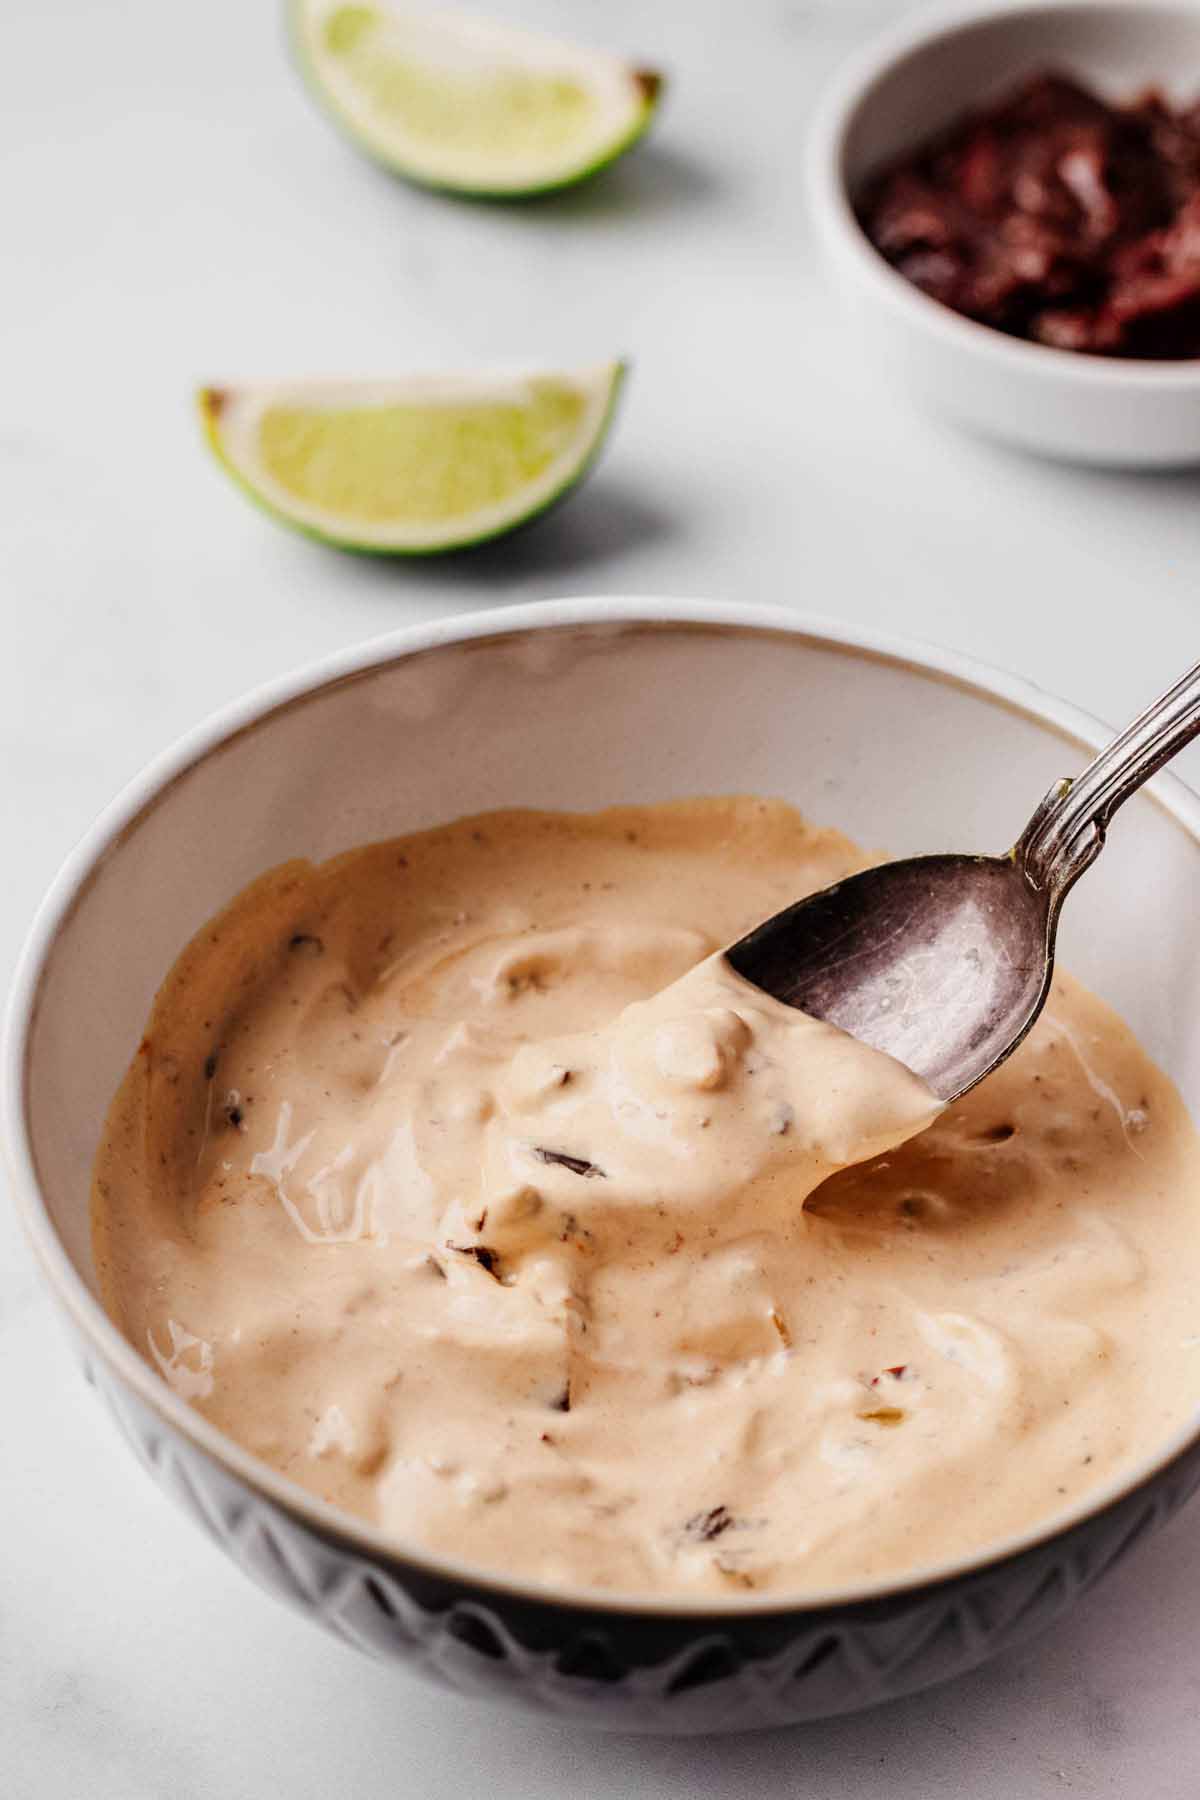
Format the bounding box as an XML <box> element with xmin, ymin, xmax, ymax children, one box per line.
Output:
<box><xmin>5</xmin><ymin>1</ymin><xmax>1200</xmax><ymax>1793</ymax></box>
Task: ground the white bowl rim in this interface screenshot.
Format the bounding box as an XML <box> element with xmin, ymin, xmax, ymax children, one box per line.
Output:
<box><xmin>806</xmin><ymin>0</ymin><xmax>1200</xmax><ymax>388</ymax></box>
<box><xmin>7</xmin><ymin>593</ymin><xmax>1200</xmax><ymax>1621</ymax></box>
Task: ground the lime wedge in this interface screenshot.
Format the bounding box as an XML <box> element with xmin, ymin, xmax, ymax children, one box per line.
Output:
<box><xmin>198</xmin><ymin>364</ymin><xmax>626</xmax><ymax>553</ymax></box>
<box><xmin>289</xmin><ymin>1</ymin><xmax>663</xmax><ymax>196</ymax></box>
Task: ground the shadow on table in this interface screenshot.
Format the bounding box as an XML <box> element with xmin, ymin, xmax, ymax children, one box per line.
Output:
<box><xmin>947</xmin><ymin>421</ymin><xmax>1200</xmax><ymax>503</ymax></box>
<box><xmin>523</xmin><ymin>143</ymin><xmax>729</xmax><ymax>227</ymax></box>
<box><xmin>370</xmin><ymin>140</ymin><xmax>729</xmax><ymax>229</ymax></box>
<box><xmin>293</xmin><ymin>474</ymin><xmax>683</xmax><ymax>601</ymax></box>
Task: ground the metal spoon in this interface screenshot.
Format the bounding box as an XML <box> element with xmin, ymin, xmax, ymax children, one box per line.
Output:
<box><xmin>726</xmin><ymin>661</ymin><xmax>1200</xmax><ymax>1103</ymax></box>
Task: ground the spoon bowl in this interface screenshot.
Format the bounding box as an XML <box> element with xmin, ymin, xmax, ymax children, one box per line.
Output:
<box><xmin>728</xmin><ymin>852</ymin><xmax>1049</xmax><ymax>1101</ymax></box>
<box><xmin>730</xmin><ymin>658</ymin><xmax>1200</xmax><ymax>1100</ymax></box>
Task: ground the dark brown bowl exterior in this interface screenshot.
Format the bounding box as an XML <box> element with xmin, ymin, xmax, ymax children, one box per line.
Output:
<box><xmin>78</xmin><ymin>1324</ymin><xmax>1200</xmax><ymax>1732</ymax></box>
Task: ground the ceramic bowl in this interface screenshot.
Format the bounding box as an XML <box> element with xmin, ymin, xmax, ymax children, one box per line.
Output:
<box><xmin>807</xmin><ymin>0</ymin><xmax>1200</xmax><ymax>466</ymax></box>
<box><xmin>7</xmin><ymin>598</ymin><xmax>1200</xmax><ymax>1733</ymax></box>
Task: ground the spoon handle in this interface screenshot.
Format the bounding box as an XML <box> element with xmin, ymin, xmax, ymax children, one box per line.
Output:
<box><xmin>1018</xmin><ymin>658</ymin><xmax>1200</xmax><ymax>895</ymax></box>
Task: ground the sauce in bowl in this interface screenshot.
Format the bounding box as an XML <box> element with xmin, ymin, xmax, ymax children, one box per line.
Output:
<box><xmin>92</xmin><ymin>798</ymin><xmax>1200</xmax><ymax>1595</ymax></box>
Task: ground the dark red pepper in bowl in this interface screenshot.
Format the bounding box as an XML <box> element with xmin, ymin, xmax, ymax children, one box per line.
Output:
<box><xmin>858</xmin><ymin>71</ymin><xmax>1200</xmax><ymax>358</ymax></box>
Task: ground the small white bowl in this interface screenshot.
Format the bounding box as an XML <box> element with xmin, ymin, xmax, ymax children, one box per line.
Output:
<box><xmin>807</xmin><ymin>0</ymin><xmax>1200</xmax><ymax>465</ymax></box>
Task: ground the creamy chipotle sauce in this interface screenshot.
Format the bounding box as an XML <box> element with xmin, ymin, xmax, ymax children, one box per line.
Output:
<box><xmin>92</xmin><ymin>799</ymin><xmax>1200</xmax><ymax>1595</ymax></box>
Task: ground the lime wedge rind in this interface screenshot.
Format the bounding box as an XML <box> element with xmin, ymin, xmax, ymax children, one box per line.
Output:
<box><xmin>198</xmin><ymin>363</ymin><xmax>627</xmax><ymax>556</ymax></box>
<box><xmin>288</xmin><ymin>1</ymin><xmax>663</xmax><ymax>199</ymax></box>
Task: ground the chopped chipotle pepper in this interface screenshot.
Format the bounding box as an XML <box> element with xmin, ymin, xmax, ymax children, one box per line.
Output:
<box><xmin>858</xmin><ymin>72</ymin><xmax>1200</xmax><ymax>358</ymax></box>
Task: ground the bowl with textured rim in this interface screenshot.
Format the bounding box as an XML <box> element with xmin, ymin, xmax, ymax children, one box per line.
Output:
<box><xmin>807</xmin><ymin>0</ymin><xmax>1200</xmax><ymax>466</ymax></box>
<box><xmin>7</xmin><ymin>597</ymin><xmax>1200</xmax><ymax>1733</ymax></box>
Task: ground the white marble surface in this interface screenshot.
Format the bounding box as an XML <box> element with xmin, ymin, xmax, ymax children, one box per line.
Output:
<box><xmin>6</xmin><ymin>0</ymin><xmax>1200</xmax><ymax>1792</ymax></box>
